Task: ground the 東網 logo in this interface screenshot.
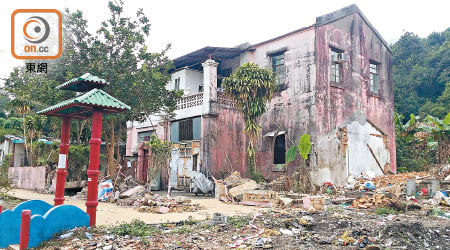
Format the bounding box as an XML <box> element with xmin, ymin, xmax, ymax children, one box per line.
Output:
<box><xmin>23</xmin><ymin>16</ymin><xmax>51</xmax><ymax>44</ymax></box>
<box><xmin>11</xmin><ymin>9</ymin><xmax>62</xmax><ymax>59</ymax></box>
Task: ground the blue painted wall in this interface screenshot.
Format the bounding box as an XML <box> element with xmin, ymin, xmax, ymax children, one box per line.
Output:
<box><xmin>0</xmin><ymin>200</ymin><xmax>89</xmax><ymax>248</ymax></box>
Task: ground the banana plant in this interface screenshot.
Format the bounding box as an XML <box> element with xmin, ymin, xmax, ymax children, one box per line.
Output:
<box><xmin>416</xmin><ymin>112</ymin><xmax>450</xmax><ymax>164</ymax></box>
<box><xmin>285</xmin><ymin>133</ymin><xmax>312</xmax><ymax>164</ymax></box>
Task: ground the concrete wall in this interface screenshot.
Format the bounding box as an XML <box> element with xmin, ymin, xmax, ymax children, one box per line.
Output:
<box><xmin>313</xmin><ymin>11</ymin><xmax>395</xmax><ymax>184</ymax></box>
<box><xmin>201</xmin><ymin>107</ymin><xmax>248</xmax><ymax>179</ymax></box>
<box><xmin>0</xmin><ymin>141</ymin><xmax>25</xmax><ymax>168</ymax></box>
<box><xmin>170</xmin><ymin>69</ymin><xmax>203</xmax><ymax>95</ymax></box>
<box><xmin>8</xmin><ymin>166</ymin><xmax>46</xmax><ymax>190</ymax></box>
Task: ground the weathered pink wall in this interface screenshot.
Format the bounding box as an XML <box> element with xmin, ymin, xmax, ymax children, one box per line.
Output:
<box><xmin>204</xmin><ymin>9</ymin><xmax>395</xmax><ymax>185</ymax></box>
<box><xmin>8</xmin><ymin>166</ymin><xmax>46</xmax><ymax>190</ymax></box>
<box><xmin>202</xmin><ymin>107</ymin><xmax>248</xmax><ymax>179</ymax></box>
<box><xmin>314</xmin><ymin>12</ymin><xmax>396</xmax><ymax>178</ymax></box>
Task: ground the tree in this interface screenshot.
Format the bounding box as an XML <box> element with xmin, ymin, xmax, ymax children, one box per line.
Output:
<box><xmin>391</xmin><ymin>28</ymin><xmax>450</xmax><ymax>118</ymax></box>
<box><xmin>394</xmin><ymin>112</ymin><xmax>449</xmax><ymax>172</ymax></box>
<box><xmin>146</xmin><ymin>134</ymin><xmax>172</xmax><ymax>186</ymax></box>
<box><xmin>223</xmin><ymin>62</ymin><xmax>277</xmax><ymax>179</ymax></box>
<box><xmin>24</xmin><ymin>115</ymin><xmax>47</xmax><ymax>167</ymax></box>
<box><xmin>0</xmin><ymin>93</ymin><xmax>10</xmax><ymax>118</ymax></box>
<box><xmin>3</xmin><ymin>1</ymin><xmax>179</xmax><ymax>176</ymax></box>
<box><xmin>87</xmin><ymin>1</ymin><xmax>176</xmax><ymax>177</ymax></box>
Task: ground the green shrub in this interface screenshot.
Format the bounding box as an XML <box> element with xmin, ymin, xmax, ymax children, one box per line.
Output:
<box><xmin>376</xmin><ymin>207</ymin><xmax>396</xmax><ymax>215</ymax></box>
<box><xmin>110</xmin><ymin>220</ymin><xmax>160</xmax><ymax>237</ymax></box>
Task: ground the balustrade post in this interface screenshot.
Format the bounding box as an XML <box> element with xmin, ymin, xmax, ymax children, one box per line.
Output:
<box><xmin>202</xmin><ymin>59</ymin><xmax>218</xmax><ymax>115</ymax></box>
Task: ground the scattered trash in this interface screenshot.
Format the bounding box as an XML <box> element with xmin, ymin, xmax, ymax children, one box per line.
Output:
<box><xmin>279</xmin><ymin>228</ymin><xmax>294</xmax><ymax>236</ymax></box>
<box><xmin>59</xmin><ymin>232</ymin><xmax>74</xmax><ymax>239</ymax></box>
<box><xmin>364</xmin><ymin>181</ymin><xmax>376</xmax><ymax>191</ymax></box>
<box><xmin>98</xmin><ymin>179</ymin><xmax>114</xmax><ymax>201</ymax></box>
<box><xmin>85</xmin><ymin>232</ymin><xmax>92</xmax><ymax>239</ymax></box>
<box><xmin>191</xmin><ymin>172</ymin><xmax>214</xmax><ymax>196</ymax></box>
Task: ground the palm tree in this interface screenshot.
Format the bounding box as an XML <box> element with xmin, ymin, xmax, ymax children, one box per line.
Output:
<box><xmin>223</xmin><ymin>62</ymin><xmax>277</xmax><ymax>179</ymax></box>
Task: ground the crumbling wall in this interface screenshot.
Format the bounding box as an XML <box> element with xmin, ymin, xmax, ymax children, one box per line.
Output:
<box><xmin>202</xmin><ymin>107</ymin><xmax>247</xmax><ymax>179</ymax></box>
<box><xmin>205</xmin><ymin>27</ymin><xmax>317</xmax><ymax>180</ymax></box>
<box><xmin>314</xmin><ymin>11</ymin><xmax>395</xmax><ymax>185</ymax></box>
<box><xmin>252</xmin><ymin>27</ymin><xmax>317</xmax><ymax>180</ymax></box>
<box><xmin>9</xmin><ymin>166</ymin><xmax>46</xmax><ymax>190</ymax></box>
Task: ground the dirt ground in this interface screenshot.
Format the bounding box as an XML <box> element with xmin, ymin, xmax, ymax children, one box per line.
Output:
<box><xmin>7</xmin><ymin>189</ymin><xmax>266</xmax><ymax>226</ymax></box>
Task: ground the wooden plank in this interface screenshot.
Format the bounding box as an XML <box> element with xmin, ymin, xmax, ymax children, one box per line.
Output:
<box><xmin>367</xmin><ymin>144</ymin><xmax>385</xmax><ymax>175</ymax></box>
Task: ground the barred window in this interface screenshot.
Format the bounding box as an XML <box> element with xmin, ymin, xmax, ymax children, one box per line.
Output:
<box><xmin>179</xmin><ymin>119</ymin><xmax>193</xmax><ymax>141</ymax></box>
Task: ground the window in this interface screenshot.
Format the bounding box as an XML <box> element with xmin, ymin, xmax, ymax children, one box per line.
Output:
<box><xmin>273</xmin><ymin>134</ymin><xmax>286</xmax><ymax>164</ymax></box>
<box><xmin>369</xmin><ymin>62</ymin><xmax>379</xmax><ymax>94</ymax></box>
<box><xmin>330</xmin><ymin>49</ymin><xmax>342</xmax><ymax>83</ymax></box>
<box><xmin>271</xmin><ymin>53</ymin><xmax>286</xmax><ymax>85</ymax></box>
<box><xmin>170</xmin><ymin>117</ymin><xmax>201</xmax><ymax>142</ymax></box>
<box><xmin>137</xmin><ymin>130</ymin><xmax>154</xmax><ymax>142</ymax></box>
<box><xmin>192</xmin><ymin>154</ymin><xmax>198</xmax><ymax>171</ymax></box>
<box><xmin>174</xmin><ymin>77</ymin><xmax>180</xmax><ymax>90</ymax></box>
<box><xmin>179</xmin><ymin>119</ymin><xmax>193</xmax><ymax>141</ymax></box>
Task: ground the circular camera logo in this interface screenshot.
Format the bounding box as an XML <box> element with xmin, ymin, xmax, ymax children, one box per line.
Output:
<box><xmin>23</xmin><ymin>16</ymin><xmax>50</xmax><ymax>44</ymax></box>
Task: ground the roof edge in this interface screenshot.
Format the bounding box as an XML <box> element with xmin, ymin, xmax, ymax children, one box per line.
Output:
<box><xmin>315</xmin><ymin>4</ymin><xmax>392</xmax><ymax>54</ymax></box>
<box><xmin>252</xmin><ymin>25</ymin><xmax>315</xmax><ymax>48</ymax></box>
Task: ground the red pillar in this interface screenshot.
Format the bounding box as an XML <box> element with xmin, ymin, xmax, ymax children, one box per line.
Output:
<box><xmin>19</xmin><ymin>210</ymin><xmax>31</xmax><ymax>250</ymax></box>
<box><xmin>54</xmin><ymin>117</ymin><xmax>71</xmax><ymax>206</ymax></box>
<box><xmin>86</xmin><ymin>111</ymin><xmax>103</xmax><ymax>227</ymax></box>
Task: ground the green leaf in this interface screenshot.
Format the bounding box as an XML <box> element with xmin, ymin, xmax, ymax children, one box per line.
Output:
<box><xmin>405</xmin><ymin>114</ymin><xmax>416</xmax><ymax>129</ymax></box>
<box><xmin>298</xmin><ymin>134</ymin><xmax>312</xmax><ymax>160</ymax></box>
<box><xmin>285</xmin><ymin>145</ymin><xmax>297</xmax><ymax>164</ymax></box>
<box><xmin>427</xmin><ymin>141</ymin><xmax>438</xmax><ymax>150</ymax></box>
<box><xmin>443</xmin><ymin>112</ymin><xmax>450</xmax><ymax>126</ymax></box>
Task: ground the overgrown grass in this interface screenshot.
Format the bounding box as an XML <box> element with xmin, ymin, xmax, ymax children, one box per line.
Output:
<box><xmin>171</xmin><ymin>225</ymin><xmax>193</xmax><ymax>234</ymax></box>
<box><xmin>110</xmin><ymin>220</ymin><xmax>160</xmax><ymax>237</ymax></box>
<box><xmin>376</xmin><ymin>207</ymin><xmax>397</xmax><ymax>215</ymax></box>
<box><xmin>227</xmin><ymin>216</ymin><xmax>250</xmax><ymax>228</ymax></box>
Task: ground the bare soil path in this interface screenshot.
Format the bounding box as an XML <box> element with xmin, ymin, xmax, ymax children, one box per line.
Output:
<box><xmin>8</xmin><ymin>189</ymin><xmax>265</xmax><ymax>226</ymax></box>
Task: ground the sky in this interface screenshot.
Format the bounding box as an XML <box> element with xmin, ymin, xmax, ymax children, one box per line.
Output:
<box><xmin>0</xmin><ymin>0</ymin><xmax>449</xmax><ymax>81</ymax></box>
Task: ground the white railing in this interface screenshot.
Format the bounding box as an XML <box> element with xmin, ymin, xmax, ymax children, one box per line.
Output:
<box><xmin>176</xmin><ymin>93</ymin><xmax>203</xmax><ymax>110</ymax></box>
<box><xmin>217</xmin><ymin>91</ymin><xmax>235</xmax><ymax>107</ymax></box>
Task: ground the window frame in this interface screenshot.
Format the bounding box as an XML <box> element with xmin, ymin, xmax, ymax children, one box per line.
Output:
<box><xmin>369</xmin><ymin>61</ymin><xmax>380</xmax><ymax>95</ymax></box>
<box><xmin>174</xmin><ymin>77</ymin><xmax>180</xmax><ymax>90</ymax></box>
<box><xmin>330</xmin><ymin>47</ymin><xmax>344</xmax><ymax>84</ymax></box>
<box><xmin>273</xmin><ymin>134</ymin><xmax>286</xmax><ymax>164</ymax></box>
<box><xmin>269</xmin><ymin>52</ymin><xmax>286</xmax><ymax>86</ymax></box>
<box><xmin>137</xmin><ymin>130</ymin><xmax>154</xmax><ymax>143</ymax></box>
<box><xmin>179</xmin><ymin>119</ymin><xmax>193</xmax><ymax>141</ymax></box>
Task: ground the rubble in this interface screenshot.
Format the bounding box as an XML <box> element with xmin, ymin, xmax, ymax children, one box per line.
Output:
<box><xmin>119</xmin><ymin>185</ymin><xmax>145</xmax><ymax>198</ymax></box>
<box><xmin>228</xmin><ymin>180</ymin><xmax>258</xmax><ymax>201</ymax></box>
<box><xmin>35</xmin><ymin>209</ymin><xmax>450</xmax><ymax>250</ymax></box>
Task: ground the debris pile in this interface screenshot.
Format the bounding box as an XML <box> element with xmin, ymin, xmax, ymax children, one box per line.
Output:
<box><xmin>216</xmin><ymin>171</ymin><xmax>259</xmax><ymax>202</ymax></box>
<box><xmin>352</xmin><ymin>193</ymin><xmax>392</xmax><ymax>209</ymax></box>
<box><xmin>137</xmin><ymin>195</ymin><xmax>202</xmax><ymax>214</ymax></box>
<box><xmin>37</xmin><ymin>209</ymin><xmax>450</xmax><ymax>250</ymax></box>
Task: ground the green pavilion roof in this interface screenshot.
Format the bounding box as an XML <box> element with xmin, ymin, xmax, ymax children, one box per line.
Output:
<box><xmin>38</xmin><ymin>88</ymin><xmax>130</xmax><ymax>119</ymax></box>
<box><xmin>57</xmin><ymin>73</ymin><xmax>109</xmax><ymax>92</ymax></box>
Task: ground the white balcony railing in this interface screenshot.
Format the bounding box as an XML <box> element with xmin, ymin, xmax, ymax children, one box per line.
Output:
<box><xmin>217</xmin><ymin>91</ymin><xmax>235</xmax><ymax>107</ymax></box>
<box><xmin>175</xmin><ymin>93</ymin><xmax>203</xmax><ymax>110</ymax></box>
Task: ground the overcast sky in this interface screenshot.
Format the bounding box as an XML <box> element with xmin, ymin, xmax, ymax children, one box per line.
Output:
<box><xmin>0</xmin><ymin>0</ymin><xmax>449</xmax><ymax>81</ymax></box>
